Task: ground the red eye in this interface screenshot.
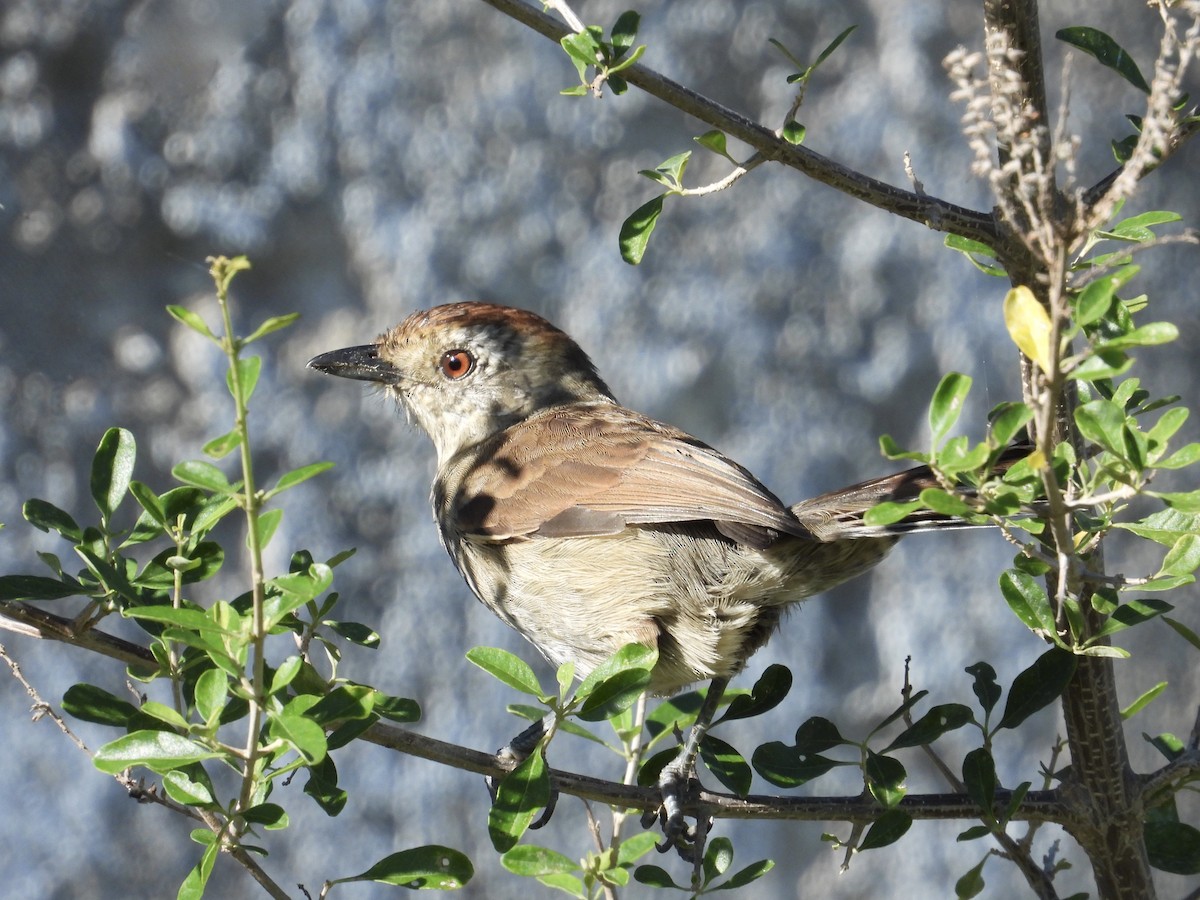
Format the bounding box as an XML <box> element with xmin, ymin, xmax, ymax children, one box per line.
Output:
<box><xmin>439</xmin><ymin>349</ymin><xmax>475</xmax><ymax>380</ymax></box>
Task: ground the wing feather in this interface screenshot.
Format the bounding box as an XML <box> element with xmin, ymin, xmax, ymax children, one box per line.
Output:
<box><xmin>450</xmin><ymin>403</ymin><xmax>812</xmax><ymax>548</ymax></box>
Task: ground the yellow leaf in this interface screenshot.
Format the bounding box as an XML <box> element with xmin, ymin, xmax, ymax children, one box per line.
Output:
<box><xmin>1003</xmin><ymin>286</ymin><xmax>1053</xmax><ymax>373</ymax></box>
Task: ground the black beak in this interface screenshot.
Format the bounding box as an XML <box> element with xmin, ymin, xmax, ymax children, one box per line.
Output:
<box><xmin>307</xmin><ymin>344</ymin><xmax>401</xmax><ymax>385</ymax></box>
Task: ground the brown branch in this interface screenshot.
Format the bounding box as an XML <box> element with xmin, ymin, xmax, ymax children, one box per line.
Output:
<box><xmin>3</xmin><ymin>603</ymin><xmax>1077</xmax><ymax>867</ymax></box>
<box><xmin>1081</xmin><ymin>113</ymin><xmax>1200</xmax><ymax>210</ymax></box>
<box><xmin>359</xmin><ymin>721</ymin><xmax>1064</xmax><ymax>826</ymax></box>
<box><xmin>476</xmin><ymin>0</ymin><xmax>999</xmax><ymax>247</ymax></box>
<box><xmin>1</xmin><ymin>601</ymin><xmax>159</xmax><ymax>673</ymax></box>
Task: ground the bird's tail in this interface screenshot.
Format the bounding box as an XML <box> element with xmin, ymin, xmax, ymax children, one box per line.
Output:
<box><xmin>790</xmin><ymin>447</ymin><xmax>1031</xmax><ymax>541</ymax></box>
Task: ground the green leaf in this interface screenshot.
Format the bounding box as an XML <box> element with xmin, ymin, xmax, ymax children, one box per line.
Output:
<box><xmin>1160</xmin><ymin>534</ymin><xmax>1200</xmax><ymax>577</ymax></box>
<box><xmin>194</xmin><ymin>668</ymin><xmax>228</xmax><ymax>723</ymax></box>
<box><xmin>0</xmin><ymin>573</ymin><xmax>87</xmax><ymax>601</ymax></box>
<box><xmin>919</xmin><ymin>489</ymin><xmax>974</xmax><ymax>518</ymax></box>
<box><xmin>1157</xmin><ymin>490</ymin><xmax>1200</xmax><ymax>513</ymax></box>
<box><xmin>172</xmin><ymin>460</ymin><xmax>235</xmax><ymax>494</ymax></box>
<box><xmin>695</xmin><ymin>130</ymin><xmax>731</xmax><ymax>160</ymax></box>
<box><xmin>719</xmin><ymin>664</ymin><xmax>792</xmax><ymax>722</ymax></box>
<box><xmin>945</xmin><ymin>234</ymin><xmax>1005</xmax><ymax>276</ymax></box>
<box><xmin>325</xmin><ymin>619</ymin><xmax>381</xmax><ymax>648</ymax></box>
<box><xmin>268</xmin><ymin>708</ymin><xmax>328</xmax><ymax>764</ymax></box>
<box><xmin>955</xmin><ymin>855</ymin><xmax>989</xmax><ymax>898</ymax></box>
<box><xmin>272</xmin><ymin>563</ymin><xmax>333</xmax><ymax>603</ymax></box>
<box><xmin>489</xmin><ymin>750</ymin><xmax>551</xmax><ymax>852</ymax></box>
<box><xmin>781</xmin><ymin>120</ymin><xmax>805</xmax><ymax>145</ymax></box>
<box><xmin>126</xmin><ymin>482</ymin><xmax>167</xmax><ymax>533</ymax></box>
<box><xmin>124</xmin><ymin>604</ymin><xmax>225</xmax><ymax>632</ymax></box>
<box><xmin>767</xmin><ymin>37</ymin><xmax>804</xmax><ymax>69</ymax></box>
<box><xmin>793</xmin><ymin>716</ymin><xmax>846</xmax><ymax>754</ymax></box>
<box><xmin>178</xmin><ymin>840</ymin><xmax>218</xmax><ymax>900</ymax></box>
<box><xmin>1116</xmin><ymin>508</ymin><xmax>1200</xmax><ymax>546</ymax></box>
<box><xmin>22</xmin><ymin>498</ymin><xmax>82</xmax><ymax>540</ymax></box>
<box><xmin>577</xmin><ymin>667</ymin><xmax>651</xmax><ymax>722</ymax></box>
<box><xmin>140</xmin><ymin>700</ymin><xmax>189</xmax><ymax>731</ymax></box>
<box><xmin>241</xmin><ymin>802</ymin><xmax>289</xmax><ymax>829</ymax></box>
<box><xmin>62</xmin><ymin>683</ymin><xmax>138</xmax><ymax>726</ymax></box>
<box><xmin>619</xmin><ymin>195</ymin><xmax>665</xmax><ymax>265</ymax></box>
<box><xmin>162</xmin><ymin>769</ymin><xmax>216</xmax><ymax>807</ymax></box>
<box><xmin>560</xmin><ymin>29</ymin><xmax>601</xmax><ymax>79</ymax></box>
<box><xmin>885</xmin><ymin>703</ymin><xmax>974</xmax><ymax>752</ymax></box>
<box><xmin>167</xmin><ymin>305</ymin><xmax>217</xmax><ymax>340</ymax></box>
<box><xmin>501</xmin><ymin>844</ymin><xmax>578</xmax><ymax>877</ymax></box>
<box><xmin>268</xmin><ymin>655</ymin><xmax>303</xmax><ymax>697</ymax></box>
<box><xmin>1163</xmin><ymin>616</ymin><xmax>1200</xmax><ymax>652</ymax></box>
<box><xmin>575</xmin><ymin>643</ymin><xmax>656</xmax><ymax>701</ymax></box>
<box><xmin>202</xmin><ymin>429</ymin><xmax>242</xmax><ymax>460</ymax></box>
<box><xmin>863</xmin><ymin>499</ymin><xmax>924</xmax><ymax>527</ymax></box>
<box><xmin>703</xmin><ymin>835</ymin><xmax>734</xmax><ymax>883</ymax></box>
<box><xmin>929</xmin><ymin>373</ymin><xmax>972</xmax><ymax>444</ymax></box>
<box><xmin>306</xmin><ymin>684</ymin><xmax>377</xmax><ymax>726</ymax></box>
<box><xmin>265</xmin><ymin>461</ymin><xmax>334</xmax><ymax>498</ymax></box>
<box><xmin>1154</xmin><ymin>443</ymin><xmax>1200</xmax><ymax>470</ymax></box>
<box><xmin>999</xmin><ymin>569</ymin><xmax>1057</xmax><ymax>637</ymax></box>
<box><xmin>1121</xmin><ymin>681</ymin><xmax>1168</xmax><ymax>720</ymax></box>
<box><xmin>1056</xmin><ymin>27</ymin><xmax>1151</xmax><ymax>93</ymax></box>
<box><xmin>1092</xmin><ymin>598</ymin><xmax>1174</xmax><ymax>640</ymax></box>
<box><xmin>94</xmin><ymin>730</ymin><xmax>223</xmax><ymax>774</ymax></box>
<box><xmin>957</xmin><ymin>825</ymin><xmax>992</xmax><ymax>843</ymax></box>
<box><xmin>467</xmin><ymin>647</ymin><xmax>545</xmax><ymax>698</ymax></box>
<box><xmin>227</xmin><ymin>355</ymin><xmax>262</xmax><ymax>405</ymax></box>
<box><xmin>1094</xmin><ymin>321</ymin><xmax>1179</xmax><ymax>352</ymax></box>
<box><xmin>858</xmin><ymin>809</ymin><xmax>912</xmax><ymax>851</ymax></box>
<box><xmin>1145</xmin><ymin>821</ymin><xmax>1200</xmax><ymax>875</ymax></box>
<box><xmin>304</xmin><ymin>756</ymin><xmax>347</xmax><ymax>816</ymax></box>
<box><xmin>634</xmin><ymin>865</ymin><xmax>686</xmax><ymax>889</ymax></box>
<box><xmin>372</xmin><ymin>692</ymin><xmax>420</xmax><ymax>723</ymax></box>
<box><xmin>699</xmin><ymin>735</ymin><xmax>752</xmax><ymax>796</ymax></box>
<box><xmin>243</xmin><ymin>312</ymin><xmax>300</xmax><ymax>345</ymax></box>
<box><xmin>751</xmin><ymin>743</ymin><xmax>840</xmax><ymax>788</ymax></box>
<box><xmin>1110</xmin><ymin>210</ymin><xmax>1182</xmax><ymax>241</ymax></box>
<box><xmin>712</xmin><ymin>858</ymin><xmax>775</xmax><ymax>891</ymax></box>
<box><xmin>961</xmin><ymin>747</ymin><xmax>996</xmax><ymax>814</ymax></box>
<box><xmin>864</xmin><ymin>752</ymin><xmax>906</xmax><ymax>807</ymax></box>
<box><xmin>1075</xmin><ymin>265</ymin><xmax>1139</xmax><ymax>326</ymax></box>
<box><xmin>344</xmin><ymin>845</ymin><xmax>474</xmax><ymax>888</ymax></box>
<box><xmin>253</xmin><ymin>508</ymin><xmax>283</xmax><ymax>550</ymax></box>
<box><xmin>987</xmin><ymin>403</ymin><xmax>1033</xmax><ymax>449</ymax></box>
<box><xmin>878</xmin><ymin>433</ymin><xmax>929</xmax><ymax>463</ymax></box>
<box><xmin>812</xmin><ymin>25</ymin><xmax>857</xmax><ymax>71</ymax></box>
<box><xmin>653</xmin><ymin>151</ymin><xmax>690</xmax><ymax>186</ymax></box>
<box><xmin>1076</xmin><ymin>399</ymin><xmax>1129</xmax><ymax>457</ymax></box>
<box><xmin>91</xmin><ymin>427</ymin><xmax>136</xmax><ymax>522</ymax></box>
<box><xmin>610</xmin><ymin>10</ymin><xmax>640</xmax><ymax>54</ymax></box>
<box><xmin>998</xmin><ymin>648</ymin><xmax>1077</xmax><ymax>730</ymax></box>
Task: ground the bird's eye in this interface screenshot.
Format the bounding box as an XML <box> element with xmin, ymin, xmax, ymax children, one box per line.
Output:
<box><xmin>439</xmin><ymin>348</ymin><xmax>475</xmax><ymax>380</ymax></box>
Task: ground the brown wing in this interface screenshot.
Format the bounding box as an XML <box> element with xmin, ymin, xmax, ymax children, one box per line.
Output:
<box><xmin>451</xmin><ymin>403</ymin><xmax>813</xmax><ymax>549</ymax></box>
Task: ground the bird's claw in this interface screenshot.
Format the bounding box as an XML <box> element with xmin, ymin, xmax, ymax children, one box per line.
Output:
<box><xmin>485</xmin><ymin>720</ymin><xmax>558</xmax><ymax>829</ymax></box>
<box><xmin>641</xmin><ymin>764</ymin><xmax>711</xmax><ymax>861</ymax></box>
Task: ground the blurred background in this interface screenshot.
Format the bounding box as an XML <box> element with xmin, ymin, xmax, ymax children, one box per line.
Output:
<box><xmin>0</xmin><ymin>0</ymin><xmax>1197</xmax><ymax>897</ymax></box>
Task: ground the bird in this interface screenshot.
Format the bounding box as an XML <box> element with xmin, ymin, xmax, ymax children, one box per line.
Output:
<box><xmin>308</xmin><ymin>301</ymin><xmax>1001</xmax><ymax>850</ymax></box>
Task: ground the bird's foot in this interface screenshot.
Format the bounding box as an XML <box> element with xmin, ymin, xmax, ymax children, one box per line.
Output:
<box><xmin>486</xmin><ymin>718</ymin><xmax>557</xmax><ymax>829</ymax></box>
<box><xmin>641</xmin><ymin>761</ymin><xmax>712</xmax><ymax>861</ymax></box>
